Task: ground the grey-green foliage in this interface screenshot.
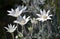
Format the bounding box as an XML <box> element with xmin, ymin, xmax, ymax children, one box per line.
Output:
<box><xmin>22</xmin><ymin>0</ymin><xmax>45</xmax><ymax>5</ymax></box>
<box><xmin>21</xmin><ymin>0</ymin><xmax>59</xmax><ymax>39</ymax></box>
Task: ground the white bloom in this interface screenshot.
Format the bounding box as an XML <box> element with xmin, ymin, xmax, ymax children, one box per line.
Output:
<box><xmin>14</xmin><ymin>15</ymin><xmax>30</xmax><ymax>26</ymax></box>
<box><xmin>28</xmin><ymin>27</ymin><xmax>33</xmax><ymax>32</ymax></box>
<box><xmin>36</xmin><ymin>9</ymin><xmax>52</xmax><ymax>22</ymax></box>
<box><xmin>7</xmin><ymin>6</ymin><xmax>27</xmax><ymax>17</ymax></box>
<box><xmin>15</xmin><ymin>35</ymin><xmax>18</xmax><ymax>39</ymax></box>
<box><xmin>4</xmin><ymin>24</ymin><xmax>17</xmax><ymax>33</ymax></box>
<box><xmin>18</xmin><ymin>32</ymin><xmax>23</xmax><ymax>37</ymax></box>
<box><xmin>31</xmin><ymin>18</ymin><xmax>38</xmax><ymax>24</ymax></box>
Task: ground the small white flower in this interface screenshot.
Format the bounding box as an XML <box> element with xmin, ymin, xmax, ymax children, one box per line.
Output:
<box><xmin>15</xmin><ymin>35</ymin><xmax>18</xmax><ymax>39</ymax></box>
<box><xmin>7</xmin><ymin>6</ymin><xmax>27</xmax><ymax>17</ymax></box>
<box><xmin>31</xmin><ymin>18</ymin><xmax>38</xmax><ymax>24</ymax></box>
<box><xmin>28</xmin><ymin>27</ymin><xmax>33</xmax><ymax>32</ymax></box>
<box><xmin>14</xmin><ymin>15</ymin><xmax>30</xmax><ymax>26</ymax></box>
<box><xmin>18</xmin><ymin>32</ymin><xmax>23</xmax><ymax>38</ymax></box>
<box><xmin>4</xmin><ymin>24</ymin><xmax>17</xmax><ymax>33</ymax></box>
<box><xmin>36</xmin><ymin>9</ymin><xmax>52</xmax><ymax>22</ymax></box>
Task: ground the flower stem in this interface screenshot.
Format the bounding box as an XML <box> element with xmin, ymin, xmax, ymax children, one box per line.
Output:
<box><xmin>17</xmin><ymin>24</ymin><xmax>19</xmax><ymax>33</ymax></box>
<box><xmin>11</xmin><ymin>33</ymin><xmax>14</xmax><ymax>39</ymax></box>
<box><xmin>38</xmin><ymin>21</ymin><xmax>41</xmax><ymax>34</ymax></box>
<box><xmin>42</xmin><ymin>22</ymin><xmax>45</xmax><ymax>39</ymax></box>
<box><xmin>22</xmin><ymin>25</ymin><xmax>25</xmax><ymax>34</ymax></box>
<box><xmin>46</xmin><ymin>21</ymin><xmax>52</xmax><ymax>39</ymax></box>
<box><xmin>47</xmin><ymin>21</ymin><xmax>52</xmax><ymax>33</ymax></box>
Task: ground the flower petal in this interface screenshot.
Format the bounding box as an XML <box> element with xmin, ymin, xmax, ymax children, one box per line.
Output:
<box><xmin>47</xmin><ymin>10</ymin><xmax>50</xmax><ymax>15</ymax></box>
<box><xmin>49</xmin><ymin>14</ymin><xmax>53</xmax><ymax>16</ymax></box>
<box><xmin>43</xmin><ymin>9</ymin><xmax>46</xmax><ymax>14</ymax></box>
<box><xmin>25</xmin><ymin>16</ymin><xmax>30</xmax><ymax>23</ymax></box>
<box><xmin>14</xmin><ymin>26</ymin><xmax>17</xmax><ymax>31</ymax></box>
<box><xmin>36</xmin><ymin>18</ymin><xmax>41</xmax><ymax>21</ymax></box>
<box><xmin>13</xmin><ymin>25</ymin><xmax>15</xmax><ymax>28</ymax></box>
<box><xmin>23</xmin><ymin>15</ymin><xmax>26</xmax><ymax>19</ymax></box>
<box><xmin>19</xmin><ymin>6</ymin><xmax>27</xmax><ymax>15</ymax></box>
<box><xmin>15</xmin><ymin>6</ymin><xmax>20</xmax><ymax>12</ymax></box>
<box><xmin>14</xmin><ymin>21</ymin><xmax>20</xmax><ymax>24</ymax></box>
<box><xmin>47</xmin><ymin>17</ymin><xmax>51</xmax><ymax>19</ymax></box>
<box><xmin>4</xmin><ymin>27</ymin><xmax>9</xmax><ymax>30</ymax></box>
<box><xmin>40</xmin><ymin>9</ymin><xmax>43</xmax><ymax>14</ymax></box>
<box><xmin>36</xmin><ymin>14</ymin><xmax>41</xmax><ymax>17</ymax></box>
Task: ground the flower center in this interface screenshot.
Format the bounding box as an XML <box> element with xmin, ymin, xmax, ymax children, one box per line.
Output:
<box><xmin>20</xmin><ymin>20</ymin><xmax>26</xmax><ymax>26</ymax></box>
<box><xmin>20</xmin><ymin>20</ymin><xmax>25</xmax><ymax>23</ymax></box>
<box><xmin>42</xmin><ymin>15</ymin><xmax>47</xmax><ymax>19</ymax></box>
<box><xmin>14</xmin><ymin>11</ymin><xmax>19</xmax><ymax>17</ymax></box>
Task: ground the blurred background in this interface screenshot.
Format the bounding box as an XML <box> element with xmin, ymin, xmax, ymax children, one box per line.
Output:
<box><xmin>0</xmin><ymin>0</ymin><xmax>60</xmax><ymax>39</ymax></box>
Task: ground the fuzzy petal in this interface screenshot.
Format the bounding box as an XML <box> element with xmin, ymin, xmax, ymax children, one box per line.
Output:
<box><xmin>43</xmin><ymin>9</ymin><xmax>46</xmax><ymax>14</ymax></box>
<box><xmin>23</xmin><ymin>15</ymin><xmax>26</xmax><ymax>19</ymax></box>
<box><xmin>40</xmin><ymin>9</ymin><xmax>43</xmax><ymax>14</ymax></box>
<box><xmin>49</xmin><ymin>14</ymin><xmax>53</xmax><ymax>16</ymax></box>
<box><xmin>14</xmin><ymin>21</ymin><xmax>20</xmax><ymax>24</ymax></box>
<box><xmin>36</xmin><ymin>14</ymin><xmax>41</xmax><ymax>17</ymax></box>
<box><xmin>19</xmin><ymin>6</ymin><xmax>27</xmax><ymax>15</ymax></box>
<box><xmin>4</xmin><ymin>27</ymin><xmax>9</xmax><ymax>30</ymax></box>
<box><xmin>47</xmin><ymin>10</ymin><xmax>50</xmax><ymax>15</ymax></box>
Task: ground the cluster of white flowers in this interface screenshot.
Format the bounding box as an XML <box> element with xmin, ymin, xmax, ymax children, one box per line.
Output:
<box><xmin>5</xmin><ymin>6</ymin><xmax>52</xmax><ymax>32</ymax></box>
<box><xmin>4</xmin><ymin>5</ymin><xmax>52</xmax><ymax>33</ymax></box>
<box><xmin>4</xmin><ymin>5</ymin><xmax>28</xmax><ymax>33</ymax></box>
<box><xmin>4</xmin><ymin>0</ymin><xmax>54</xmax><ymax>39</ymax></box>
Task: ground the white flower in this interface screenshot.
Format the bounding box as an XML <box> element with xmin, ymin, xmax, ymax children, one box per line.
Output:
<box><xmin>28</xmin><ymin>27</ymin><xmax>33</xmax><ymax>32</ymax></box>
<box><xmin>14</xmin><ymin>15</ymin><xmax>30</xmax><ymax>26</ymax></box>
<box><xmin>15</xmin><ymin>35</ymin><xmax>18</xmax><ymax>39</ymax></box>
<box><xmin>31</xmin><ymin>18</ymin><xmax>38</xmax><ymax>24</ymax></box>
<box><xmin>4</xmin><ymin>24</ymin><xmax>17</xmax><ymax>33</ymax></box>
<box><xmin>18</xmin><ymin>32</ymin><xmax>23</xmax><ymax>38</ymax></box>
<box><xmin>36</xmin><ymin>9</ymin><xmax>52</xmax><ymax>22</ymax></box>
<box><xmin>7</xmin><ymin>6</ymin><xmax>27</xmax><ymax>17</ymax></box>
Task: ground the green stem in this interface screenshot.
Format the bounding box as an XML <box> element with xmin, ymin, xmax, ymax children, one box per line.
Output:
<box><xmin>47</xmin><ymin>21</ymin><xmax>52</xmax><ymax>33</ymax></box>
<box><xmin>38</xmin><ymin>21</ymin><xmax>41</xmax><ymax>34</ymax></box>
<box><xmin>42</xmin><ymin>22</ymin><xmax>45</xmax><ymax>39</ymax></box>
<box><xmin>22</xmin><ymin>25</ymin><xmax>24</xmax><ymax>34</ymax></box>
<box><xmin>46</xmin><ymin>21</ymin><xmax>52</xmax><ymax>39</ymax></box>
<box><xmin>17</xmin><ymin>24</ymin><xmax>19</xmax><ymax>33</ymax></box>
<box><xmin>39</xmin><ymin>22</ymin><xmax>41</xmax><ymax>31</ymax></box>
<box><xmin>11</xmin><ymin>33</ymin><xmax>14</xmax><ymax>39</ymax></box>
<box><xmin>31</xmin><ymin>23</ymin><xmax>33</xmax><ymax>36</ymax></box>
<box><xmin>37</xmin><ymin>22</ymin><xmax>42</xmax><ymax>39</ymax></box>
<box><xmin>3</xmin><ymin>29</ymin><xmax>7</xmax><ymax>39</ymax></box>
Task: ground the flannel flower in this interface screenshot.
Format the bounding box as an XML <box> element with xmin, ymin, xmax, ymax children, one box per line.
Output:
<box><xmin>31</xmin><ymin>18</ymin><xmax>38</xmax><ymax>24</ymax></box>
<box><xmin>7</xmin><ymin>6</ymin><xmax>27</xmax><ymax>17</ymax></box>
<box><xmin>14</xmin><ymin>15</ymin><xmax>30</xmax><ymax>26</ymax></box>
<box><xmin>4</xmin><ymin>24</ymin><xmax>17</xmax><ymax>33</ymax></box>
<box><xmin>36</xmin><ymin>9</ymin><xmax>52</xmax><ymax>22</ymax></box>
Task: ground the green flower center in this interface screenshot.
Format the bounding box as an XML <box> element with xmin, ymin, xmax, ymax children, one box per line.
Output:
<box><xmin>20</xmin><ymin>20</ymin><xmax>26</xmax><ymax>26</ymax></box>
<box><xmin>42</xmin><ymin>15</ymin><xmax>47</xmax><ymax>19</ymax></box>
